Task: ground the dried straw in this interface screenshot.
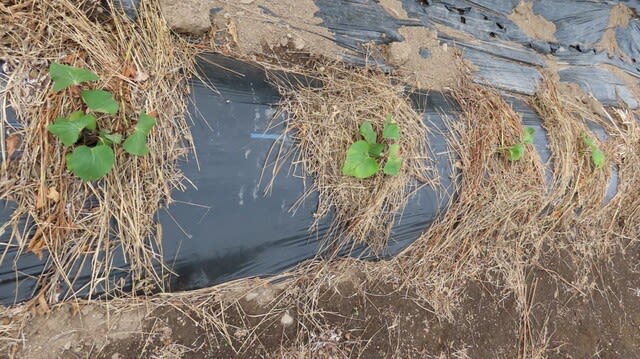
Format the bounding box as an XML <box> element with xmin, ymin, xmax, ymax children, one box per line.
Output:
<box><xmin>266</xmin><ymin>64</ymin><xmax>435</xmax><ymax>253</ymax></box>
<box><xmin>0</xmin><ymin>0</ymin><xmax>196</xmax><ymax>305</ymax></box>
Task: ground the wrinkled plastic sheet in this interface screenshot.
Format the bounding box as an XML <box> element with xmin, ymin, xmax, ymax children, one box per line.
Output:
<box><xmin>458</xmin><ymin>46</ymin><xmax>543</xmax><ymax>95</ymax></box>
<box><xmin>533</xmin><ymin>1</ymin><xmax>611</xmax><ymax>48</ymax></box>
<box><xmin>559</xmin><ymin>67</ymin><xmax>639</xmax><ymax>108</ymax></box>
<box><xmin>2</xmin><ymin>0</ymin><xmax>638</xmax><ymax>304</ymax></box>
<box><xmin>313</xmin><ymin>0</ymin><xmax>639</xmax><ymax>108</ymax></box>
<box><xmin>617</xmin><ymin>18</ymin><xmax>640</xmax><ymax>64</ymax></box>
<box><xmin>117</xmin><ymin>0</ymin><xmax>640</xmax><ymax>107</ymax></box>
<box><xmin>0</xmin><ymin>54</ymin><xmax>454</xmax><ymax>304</ymax></box>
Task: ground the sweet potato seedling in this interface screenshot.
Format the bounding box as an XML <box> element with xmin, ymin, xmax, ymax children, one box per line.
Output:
<box><xmin>581</xmin><ymin>134</ymin><xmax>605</xmax><ymax>169</ymax></box>
<box><xmin>47</xmin><ymin>62</ymin><xmax>156</xmax><ymax>181</ymax></box>
<box><xmin>505</xmin><ymin>127</ymin><xmax>535</xmax><ymax>161</ymax></box>
<box><xmin>343</xmin><ymin>113</ymin><xmax>402</xmax><ymax>179</ymax></box>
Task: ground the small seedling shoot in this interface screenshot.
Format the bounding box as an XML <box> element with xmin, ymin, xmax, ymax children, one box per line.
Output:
<box><xmin>506</xmin><ymin>127</ymin><xmax>535</xmax><ymax>161</ymax></box>
<box><xmin>343</xmin><ymin>113</ymin><xmax>402</xmax><ymax>179</ymax></box>
<box><xmin>581</xmin><ymin>134</ymin><xmax>605</xmax><ymax>169</ymax></box>
<box><xmin>47</xmin><ymin>62</ymin><xmax>156</xmax><ymax>181</ymax></box>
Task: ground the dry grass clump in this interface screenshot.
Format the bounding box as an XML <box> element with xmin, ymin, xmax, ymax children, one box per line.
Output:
<box><xmin>0</xmin><ymin>0</ymin><xmax>196</xmax><ymax>305</ymax></box>
<box><xmin>530</xmin><ymin>76</ymin><xmax>629</xmax><ymax>276</ymax></box>
<box><xmin>531</xmin><ymin>77</ymin><xmax>610</xmax><ymax>219</ymax></box>
<box><xmin>267</xmin><ymin>65</ymin><xmax>434</xmax><ymax>252</ymax></box>
<box><xmin>399</xmin><ymin>80</ymin><xmax>546</xmax><ymax>306</ymax></box>
<box><xmin>601</xmin><ymin>107</ymin><xmax>640</xmax><ymax>239</ymax></box>
<box><xmin>390</xmin><ymin>76</ymin><xmax>637</xmax><ymax>357</ymax></box>
<box><xmin>390</xmin><ymin>81</ymin><xmax>550</xmax><ymax>357</ymax></box>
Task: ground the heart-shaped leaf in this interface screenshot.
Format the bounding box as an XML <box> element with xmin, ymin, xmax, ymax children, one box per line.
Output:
<box><xmin>134</xmin><ymin>112</ymin><xmax>157</xmax><ymax>132</ymax></box>
<box><xmin>383</xmin><ymin>143</ymin><xmax>402</xmax><ymax>175</ymax></box>
<box><xmin>523</xmin><ymin>127</ymin><xmax>535</xmax><ymax>145</ymax></box>
<box><xmin>122</xmin><ymin>132</ymin><xmax>148</xmax><ymax>156</ymax></box>
<box><xmin>359</xmin><ymin>121</ymin><xmax>377</xmax><ymax>145</ymax></box>
<box><xmin>81</xmin><ymin>89</ymin><xmax>119</xmax><ymax>114</ymax></box>
<box><xmin>48</xmin><ymin>112</ymin><xmax>97</xmax><ymax>147</ymax></box>
<box><xmin>123</xmin><ymin>112</ymin><xmax>157</xmax><ymax>156</ymax></box>
<box><xmin>508</xmin><ymin>143</ymin><xmax>525</xmax><ymax>161</ymax></box>
<box><xmin>383</xmin><ymin>119</ymin><xmax>400</xmax><ymax>141</ymax></box>
<box><xmin>342</xmin><ymin>140</ymin><xmax>379</xmax><ymax>179</ymax></box>
<box><xmin>49</xmin><ymin>62</ymin><xmax>99</xmax><ymax>92</ymax></box>
<box><xmin>591</xmin><ymin>148</ymin><xmax>605</xmax><ymax>168</ymax></box>
<box><xmin>66</xmin><ymin>145</ymin><xmax>115</xmax><ymax>181</ymax></box>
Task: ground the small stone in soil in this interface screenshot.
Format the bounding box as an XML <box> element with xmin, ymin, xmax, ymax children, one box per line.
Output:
<box><xmin>280</xmin><ymin>312</ymin><xmax>294</xmax><ymax>327</ymax></box>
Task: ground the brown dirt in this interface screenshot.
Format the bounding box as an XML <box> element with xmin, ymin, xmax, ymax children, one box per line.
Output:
<box><xmin>383</xmin><ymin>27</ymin><xmax>467</xmax><ymax>91</ymax></box>
<box><xmin>8</xmin><ymin>243</ymin><xmax>640</xmax><ymax>358</ymax></box>
<box><xmin>208</xmin><ymin>0</ymin><xmax>345</xmax><ymax>59</ymax></box>
<box><xmin>596</xmin><ymin>4</ymin><xmax>634</xmax><ymax>57</ymax></box>
<box><xmin>17</xmin><ymin>304</ymin><xmax>145</xmax><ymax>359</ymax></box>
<box><xmin>207</xmin><ymin>0</ymin><xmax>466</xmax><ymax>92</ymax></box>
<box><xmin>378</xmin><ymin>0</ymin><xmax>409</xmax><ymax>20</ymax></box>
<box><xmin>508</xmin><ymin>1</ymin><xmax>557</xmax><ymax>42</ymax></box>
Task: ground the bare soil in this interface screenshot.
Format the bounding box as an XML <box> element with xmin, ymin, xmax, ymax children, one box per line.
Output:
<box><xmin>384</xmin><ymin>26</ymin><xmax>466</xmax><ymax>91</ymax></box>
<box><xmin>12</xmin><ymin>242</ymin><xmax>640</xmax><ymax>359</ymax></box>
<box><xmin>596</xmin><ymin>4</ymin><xmax>634</xmax><ymax>57</ymax></box>
<box><xmin>207</xmin><ymin>0</ymin><xmax>344</xmax><ymax>59</ymax></box>
<box><xmin>508</xmin><ymin>1</ymin><xmax>557</xmax><ymax>42</ymax></box>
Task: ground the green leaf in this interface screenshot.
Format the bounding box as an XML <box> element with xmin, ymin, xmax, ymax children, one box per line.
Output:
<box><xmin>581</xmin><ymin>134</ymin><xmax>605</xmax><ymax>168</ymax></box>
<box><xmin>47</xmin><ymin>112</ymin><xmax>97</xmax><ymax>147</ymax></box>
<box><xmin>123</xmin><ymin>112</ymin><xmax>157</xmax><ymax>156</ymax></box>
<box><xmin>359</xmin><ymin>121</ymin><xmax>377</xmax><ymax>145</ymax></box>
<box><xmin>99</xmin><ymin>130</ymin><xmax>122</xmax><ymax>145</ymax></box>
<box><xmin>523</xmin><ymin>127</ymin><xmax>535</xmax><ymax>145</ymax></box>
<box><xmin>508</xmin><ymin>143</ymin><xmax>525</xmax><ymax>161</ymax></box>
<box><xmin>49</xmin><ymin>62</ymin><xmax>99</xmax><ymax>92</ymax></box>
<box><xmin>368</xmin><ymin>143</ymin><xmax>385</xmax><ymax>157</ymax></box>
<box><xmin>66</xmin><ymin>145</ymin><xmax>115</xmax><ymax>181</ymax></box>
<box><xmin>342</xmin><ymin>140</ymin><xmax>380</xmax><ymax>179</ymax></box>
<box><xmin>67</xmin><ymin>110</ymin><xmax>87</xmax><ymax>123</ymax></box>
<box><xmin>81</xmin><ymin>89</ymin><xmax>119</xmax><ymax>114</ymax></box>
<box><xmin>122</xmin><ymin>132</ymin><xmax>148</xmax><ymax>156</ymax></box>
<box><xmin>134</xmin><ymin>112</ymin><xmax>157</xmax><ymax>132</ymax></box>
<box><xmin>591</xmin><ymin>148</ymin><xmax>605</xmax><ymax>169</ymax></box>
<box><xmin>581</xmin><ymin>134</ymin><xmax>595</xmax><ymax>148</ymax></box>
<box><xmin>383</xmin><ymin>143</ymin><xmax>402</xmax><ymax>176</ymax></box>
<box><xmin>383</xmin><ymin>120</ymin><xmax>400</xmax><ymax>141</ymax></box>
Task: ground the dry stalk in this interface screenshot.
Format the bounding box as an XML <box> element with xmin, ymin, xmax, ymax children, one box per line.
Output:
<box><xmin>530</xmin><ymin>76</ymin><xmax>637</xmax><ymax>286</ymax></box>
<box><xmin>531</xmin><ymin>76</ymin><xmax>610</xmax><ymax>219</ymax></box>
<box><xmin>266</xmin><ymin>64</ymin><xmax>434</xmax><ymax>253</ymax></box>
<box><xmin>393</xmin><ymin>81</ymin><xmax>546</xmax><ymax>320</ymax></box>
<box><xmin>0</xmin><ymin>0</ymin><xmax>196</xmax><ymax>305</ymax></box>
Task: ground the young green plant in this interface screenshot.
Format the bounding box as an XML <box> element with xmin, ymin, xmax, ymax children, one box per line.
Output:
<box><xmin>342</xmin><ymin>113</ymin><xmax>402</xmax><ymax>179</ymax></box>
<box><xmin>47</xmin><ymin>62</ymin><xmax>156</xmax><ymax>181</ymax></box>
<box><xmin>506</xmin><ymin>127</ymin><xmax>535</xmax><ymax>161</ymax></box>
<box><xmin>581</xmin><ymin>134</ymin><xmax>605</xmax><ymax>169</ymax></box>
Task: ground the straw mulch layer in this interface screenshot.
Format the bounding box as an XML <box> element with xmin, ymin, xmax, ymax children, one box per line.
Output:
<box><xmin>0</xmin><ymin>0</ymin><xmax>196</xmax><ymax>306</ymax></box>
<box><xmin>267</xmin><ymin>65</ymin><xmax>436</xmax><ymax>253</ymax></box>
<box><xmin>0</xmin><ymin>2</ymin><xmax>639</xmax><ymax>356</ymax></box>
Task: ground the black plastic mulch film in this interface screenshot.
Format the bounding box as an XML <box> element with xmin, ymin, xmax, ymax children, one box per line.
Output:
<box><xmin>0</xmin><ymin>0</ymin><xmax>637</xmax><ymax>304</ymax></box>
